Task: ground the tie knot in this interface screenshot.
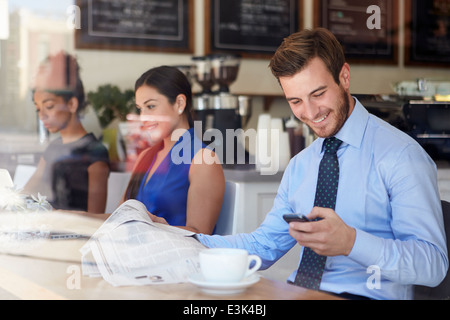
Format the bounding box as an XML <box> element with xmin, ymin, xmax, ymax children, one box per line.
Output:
<box><xmin>323</xmin><ymin>137</ymin><xmax>342</xmax><ymax>154</ymax></box>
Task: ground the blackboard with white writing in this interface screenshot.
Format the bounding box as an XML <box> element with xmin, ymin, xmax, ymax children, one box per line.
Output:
<box><xmin>314</xmin><ymin>0</ymin><xmax>398</xmax><ymax>64</ymax></box>
<box><xmin>405</xmin><ymin>0</ymin><xmax>450</xmax><ymax>67</ymax></box>
<box><xmin>76</xmin><ymin>0</ymin><xmax>193</xmax><ymax>53</ymax></box>
<box><xmin>206</xmin><ymin>0</ymin><xmax>301</xmax><ymax>58</ymax></box>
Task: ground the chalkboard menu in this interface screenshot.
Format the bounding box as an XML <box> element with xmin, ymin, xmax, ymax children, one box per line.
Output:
<box><xmin>205</xmin><ymin>0</ymin><xmax>301</xmax><ymax>58</ymax></box>
<box><xmin>405</xmin><ymin>0</ymin><xmax>450</xmax><ymax>67</ymax></box>
<box><xmin>75</xmin><ymin>0</ymin><xmax>194</xmax><ymax>53</ymax></box>
<box><xmin>314</xmin><ymin>0</ymin><xmax>398</xmax><ymax>64</ymax></box>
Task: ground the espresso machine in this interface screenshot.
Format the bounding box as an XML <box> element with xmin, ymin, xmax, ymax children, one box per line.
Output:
<box><xmin>192</xmin><ymin>54</ymin><xmax>252</xmax><ymax>166</ymax></box>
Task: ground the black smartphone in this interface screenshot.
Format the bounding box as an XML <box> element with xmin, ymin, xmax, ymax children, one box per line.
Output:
<box><xmin>283</xmin><ymin>214</ymin><xmax>311</xmax><ymax>223</ymax></box>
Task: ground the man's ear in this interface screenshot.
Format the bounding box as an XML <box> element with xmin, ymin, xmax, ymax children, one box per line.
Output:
<box><xmin>339</xmin><ymin>63</ymin><xmax>351</xmax><ymax>89</ymax></box>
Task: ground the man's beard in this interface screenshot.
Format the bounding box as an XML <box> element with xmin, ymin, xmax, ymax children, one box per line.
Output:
<box><xmin>308</xmin><ymin>86</ymin><xmax>351</xmax><ymax>138</ymax></box>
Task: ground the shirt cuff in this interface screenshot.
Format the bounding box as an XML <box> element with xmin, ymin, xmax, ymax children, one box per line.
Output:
<box><xmin>193</xmin><ymin>233</ymin><xmax>206</xmax><ymax>244</ymax></box>
<box><xmin>193</xmin><ymin>233</ymin><xmax>232</xmax><ymax>249</ymax></box>
<box><xmin>348</xmin><ymin>228</ymin><xmax>384</xmax><ymax>267</ymax></box>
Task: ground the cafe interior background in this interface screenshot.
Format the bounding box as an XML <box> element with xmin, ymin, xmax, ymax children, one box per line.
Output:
<box><xmin>0</xmin><ymin>0</ymin><xmax>449</xmax><ymax>280</ymax></box>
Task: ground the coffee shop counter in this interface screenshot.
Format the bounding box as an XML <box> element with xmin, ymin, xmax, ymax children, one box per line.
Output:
<box><xmin>222</xmin><ymin>166</ymin><xmax>301</xmax><ymax>283</ymax></box>
<box><xmin>223</xmin><ymin>166</ymin><xmax>283</xmax><ymax>234</ymax></box>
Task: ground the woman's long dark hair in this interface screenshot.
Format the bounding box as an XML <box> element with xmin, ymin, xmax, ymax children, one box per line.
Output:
<box><xmin>135</xmin><ymin>66</ymin><xmax>194</xmax><ymax>126</ymax></box>
<box><xmin>123</xmin><ymin>66</ymin><xmax>194</xmax><ymax>200</ymax></box>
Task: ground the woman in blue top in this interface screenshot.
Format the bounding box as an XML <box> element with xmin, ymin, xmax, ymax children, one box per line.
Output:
<box><xmin>122</xmin><ymin>66</ymin><xmax>224</xmax><ymax>235</ymax></box>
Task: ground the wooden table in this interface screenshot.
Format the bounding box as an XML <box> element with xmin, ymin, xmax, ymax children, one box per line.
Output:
<box><xmin>0</xmin><ymin>211</ymin><xmax>341</xmax><ymax>302</ymax></box>
<box><xmin>0</xmin><ymin>253</ymin><xmax>339</xmax><ymax>300</ymax></box>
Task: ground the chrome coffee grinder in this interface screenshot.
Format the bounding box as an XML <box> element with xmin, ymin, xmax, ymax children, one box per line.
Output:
<box><xmin>192</xmin><ymin>56</ymin><xmax>214</xmax><ymax>131</ymax></box>
<box><xmin>192</xmin><ymin>54</ymin><xmax>251</xmax><ymax>166</ymax></box>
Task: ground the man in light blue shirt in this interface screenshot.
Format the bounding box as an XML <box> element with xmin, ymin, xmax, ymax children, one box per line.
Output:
<box><xmin>195</xmin><ymin>28</ymin><xmax>448</xmax><ymax>300</ymax></box>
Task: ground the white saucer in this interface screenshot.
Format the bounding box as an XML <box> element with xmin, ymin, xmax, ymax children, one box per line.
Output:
<box><xmin>188</xmin><ymin>273</ymin><xmax>260</xmax><ymax>295</ymax></box>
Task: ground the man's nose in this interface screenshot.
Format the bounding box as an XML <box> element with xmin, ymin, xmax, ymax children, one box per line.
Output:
<box><xmin>299</xmin><ymin>100</ymin><xmax>320</xmax><ymax>121</ymax></box>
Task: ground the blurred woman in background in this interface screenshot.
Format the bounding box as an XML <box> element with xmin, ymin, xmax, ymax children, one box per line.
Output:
<box><xmin>25</xmin><ymin>51</ymin><xmax>110</xmax><ymax>213</ymax></box>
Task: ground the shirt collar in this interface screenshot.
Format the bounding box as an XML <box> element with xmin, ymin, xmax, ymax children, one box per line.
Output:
<box><xmin>317</xmin><ymin>97</ymin><xmax>369</xmax><ymax>151</ymax></box>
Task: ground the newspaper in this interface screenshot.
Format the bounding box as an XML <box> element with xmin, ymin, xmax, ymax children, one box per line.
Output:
<box><xmin>80</xmin><ymin>199</ymin><xmax>206</xmax><ymax>286</ymax></box>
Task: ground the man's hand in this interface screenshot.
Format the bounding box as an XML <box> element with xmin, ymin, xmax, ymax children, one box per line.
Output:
<box><xmin>288</xmin><ymin>207</ymin><xmax>356</xmax><ymax>256</ymax></box>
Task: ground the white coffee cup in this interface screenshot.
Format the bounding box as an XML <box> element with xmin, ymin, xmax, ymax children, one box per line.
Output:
<box><xmin>199</xmin><ymin>248</ymin><xmax>262</xmax><ymax>283</ymax></box>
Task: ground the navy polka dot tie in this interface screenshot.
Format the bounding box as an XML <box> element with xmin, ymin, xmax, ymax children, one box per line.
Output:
<box><xmin>294</xmin><ymin>137</ymin><xmax>342</xmax><ymax>290</ymax></box>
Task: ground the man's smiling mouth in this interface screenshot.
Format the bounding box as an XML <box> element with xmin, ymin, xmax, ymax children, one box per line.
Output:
<box><xmin>312</xmin><ymin>113</ymin><xmax>330</xmax><ymax>124</ymax></box>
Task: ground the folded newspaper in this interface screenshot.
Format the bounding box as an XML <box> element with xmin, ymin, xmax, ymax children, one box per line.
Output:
<box><xmin>80</xmin><ymin>199</ymin><xmax>206</xmax><ymax>286</ymax></box>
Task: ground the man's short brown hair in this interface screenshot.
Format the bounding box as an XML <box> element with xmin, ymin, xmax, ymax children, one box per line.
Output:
<box><xmin>269</xmin><ymin>28</ymin><xmax>346</xmax><ymax>85</ymax></box>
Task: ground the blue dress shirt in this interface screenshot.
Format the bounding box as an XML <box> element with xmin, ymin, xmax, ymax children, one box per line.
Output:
<box><xmin>196</xmin><ymin>99</ymin><xmax>449</xmax><ymax>300</ymax></box>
